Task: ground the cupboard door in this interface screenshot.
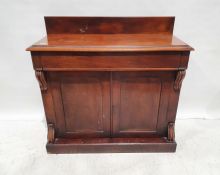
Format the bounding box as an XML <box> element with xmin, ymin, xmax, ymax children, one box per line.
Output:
<box><xmin>49</xmin><ymin>72</ymin><xmax>110</xmax><ymax>138</ymax></box>
<box><xmin>112</xmin><ymin>72</ymin><xmax>174</xmax><ymax>137</ymax></box>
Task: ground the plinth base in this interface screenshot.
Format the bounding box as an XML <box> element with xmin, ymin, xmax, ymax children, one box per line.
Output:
<box><xmin>46</xmin><ymin>137</ymin><xmax>176</xmax><ymax>154</ymax></box>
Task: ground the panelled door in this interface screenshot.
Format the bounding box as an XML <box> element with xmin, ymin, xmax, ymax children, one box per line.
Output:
<box><xmin>49</xmin><ymin>71</ymin><xmax>174</xmax><ymax>138</ymax></box>
<box><xmin>111</xmin><ymin>71</ymin><xmax>174</xmax><ymax>137</ymax></box>
<box><xmin>48</xmin><ymin>72</ymin><xmax>111</xmax><ymax>138</ymax></box>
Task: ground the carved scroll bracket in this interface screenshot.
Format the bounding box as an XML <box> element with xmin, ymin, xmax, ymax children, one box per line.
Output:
<box><xmin>35</xmin><ymin>70</ymin><xmax>47</xmax><ymax>91</ymax></box>
<box><xmin>168</xmin><ymin>122</ymin><xmax>175</xmax><ymax>142</ymax></box>
<box><xmin>48</xmin><ymin>123</ymin><xmax>55</xmax><ymax>143</ymax></box>
<box><xmin>174</xmin><ymin>70</ymin><xmax>186</xmax><ymax>91</ymax></box>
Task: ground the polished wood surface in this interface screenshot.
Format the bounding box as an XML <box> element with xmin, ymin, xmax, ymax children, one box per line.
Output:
<box><xmin>27</xmin><ymin>17</ymin><xmax>194</xmax><ymax>153</ymax></box>
<box><xmin>112</xmin><ymin>71</ymin><xmax>174</xmax><ymax>138</ymax></box>
<box><xmin>47</xmin><ymin>137</ymin><xmax>176</xmax><ymax>153</ymax></box>
<box><xmin>26</xmin><ymin>16</ymin><xmax>193</xmax><ymax>52</ymax></box>
<box><xmin>48</xmin><ymin>72</ymin><xmax>110</xmax><ymax>138</ymax></box>
<box><xmin>37</xmin><ymin>52</ymin><xmax>182</xmax><ymax>71</ymax></box>
<box><xmin>44</xmin><ymin>16</ymin><xmax>175</xmax><ymax>34</ymax></box>
<box><xmin>27</xmin><ymin>34</ymin><xmax>193</xmax><ymax>52</ymax></box>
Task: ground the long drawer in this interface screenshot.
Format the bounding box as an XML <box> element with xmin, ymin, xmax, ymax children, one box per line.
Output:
<box><xmin>32</xmin><ymin>52</ymin><xmax>182</xmax><ymax>71</ymax></box>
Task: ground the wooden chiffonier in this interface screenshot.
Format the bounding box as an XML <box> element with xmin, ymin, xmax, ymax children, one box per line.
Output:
<box><xmin>26</xmin><ymin>16</ymin><xmax>194</xmax><ymax>153</ymax></box>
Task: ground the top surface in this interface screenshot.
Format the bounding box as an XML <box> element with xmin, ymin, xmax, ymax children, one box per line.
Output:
<box><xmin>26</xmin><ymin>34</ymin><xmax>194</xmax><ymax>52</ymax></box>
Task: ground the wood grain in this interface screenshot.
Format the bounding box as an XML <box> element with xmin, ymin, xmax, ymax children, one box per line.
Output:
<box><xmin>47</xmin><ymin>137</ymin><xmax>176</xmax><ymax>153</ymax></box>
<box><xmin>45</xmin><ymin>16</ymin><xmax>175</xmax><ymax>34</ymax></box>
<box><xmin>26</xmin><ymin>16</ymin><xmax>193</xmax><ymax>153</ymax></box>
<box><xmin>35</xmin><ymin>70</ymin><xmax>47</xmax><ymax>91</ymax></box>
<box><xmin>26</xmin><ymin>34</ymin><xmax>193</xmax><ymax>52</ymax></box>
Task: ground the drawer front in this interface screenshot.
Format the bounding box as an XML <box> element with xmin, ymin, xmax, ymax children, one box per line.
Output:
<box><xmin>38</xmin><ymin>52</ymin><xmax>181</xmax><ymax>70</ymax></box>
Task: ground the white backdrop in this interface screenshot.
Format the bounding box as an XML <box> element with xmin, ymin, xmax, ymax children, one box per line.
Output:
<box><xmin>0</xmin><ymin>0</ymin><xmax>220</xmax><ymax>121</ymax></box>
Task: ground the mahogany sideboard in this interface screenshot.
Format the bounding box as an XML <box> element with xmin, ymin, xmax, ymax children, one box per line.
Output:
<box><xmin>26</xmin><ymin>16</ymin><xmax>194</xmax><ymax>153</ymax></box>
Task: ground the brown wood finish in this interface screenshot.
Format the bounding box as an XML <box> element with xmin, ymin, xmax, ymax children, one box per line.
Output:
<box><xmin>47</xmin><ymin>123</ymin><xmax>55</xmax><ymax>143</ymax></box>
<box><xmin>37</xmin><ymin>52</ymin><xmax>182</xmax><ymax>71</ymax></box>
<box><xmin>168</xmin><ymin>122</ymin><xmax>175</xmax><ymax>142</ymax></box>
<box><xmin>44</xmin><ymin>16</ymin><xmax>175</xmax><ymax>34</ymax></box>
<box><xmin>47</xmin><ymin>137</ymin><xmax>176</xmax><ymax>153</ymax></box>
<box><xmin>26</xmin><ymin>34</ymin><xmax>193</xmax><ymax>52</ymax></box>
<box><xmin>27</xmin><ymin>17</ymin><xmax>194</xmax><ymax>153</ymax></box>
<box><xmin>48</xmin><ymin>72</ymin><xmax>111</xmax><ymax>138</ymax></box>
<box><xmin>112</xmin><ymin>71</ymin><xmax>175</xmax><ymax>138</ymax></box>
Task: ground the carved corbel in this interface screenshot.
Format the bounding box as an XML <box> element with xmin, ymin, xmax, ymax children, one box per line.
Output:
<box><xmin>167</xmin><ymin>122</ymin><xmax>175</xmax><ymax>142</ymax></box>
<box><xmin>35</xmin><ymin>70</ymin><xmax>47</xmax><ymax>91</ymax></box>
<box><xmin>47</xmin><ymin>123</ymin><xmax>55</xmax><ymax>143</ymax></box>
<box><xmin>174</xmin><ymin>70</ymin><xmax>186</xmax><ymax>91</ymax></box>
